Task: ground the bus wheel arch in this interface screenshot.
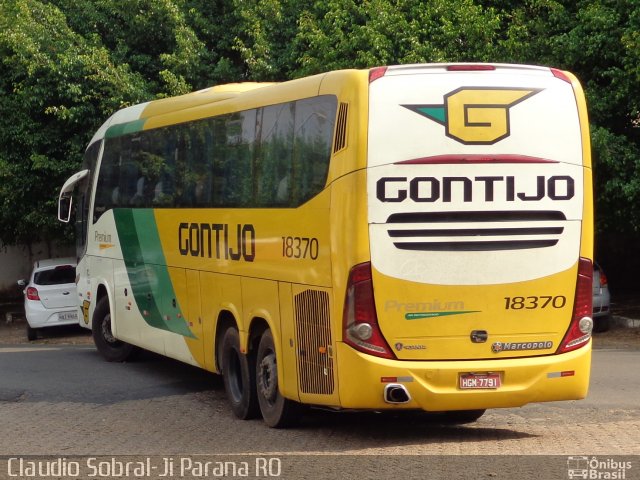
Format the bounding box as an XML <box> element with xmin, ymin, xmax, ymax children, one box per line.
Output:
<box><xmin>92</xmin><ymin>295</ymin><xmax>138</xmax><ymax>362</ymax></box>
<box><xmin>247</xmin><ymin>317</ymin><xmax>269</xmax><ymax>356</ymax></box>
<box><xmin>94</xmin><ymin>284</ymin><xmax>109</xmax><ymax>329</ymax></box>
<box><xmin>214</xmin><ymin>311</ymin><xmax>237</xmax><ymax>373</ymax></box>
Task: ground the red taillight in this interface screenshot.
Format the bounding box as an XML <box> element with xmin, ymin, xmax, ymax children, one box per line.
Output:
<box><xmin>26</xmin><ymin>286</ymin><xmax>40</xmax><ymax>301</ymax></box>
<box><xmin>558</xmin><ymin>258</ymin><xmax>594</xmax><ymax>354</ymax></box>
<box><xmin>599</xmin><ymin>269</ymin><xmax>608</xmax><ymax>287</ymax></box>
<box><xmin>342</xmin><ymin>262</ymin><xmax>395</xmax><ymax>359</ymax></box>
<box><xmin>369</xmin><ymin>66</ymin><xmax>388</xmax><ymax>83</ymax></box>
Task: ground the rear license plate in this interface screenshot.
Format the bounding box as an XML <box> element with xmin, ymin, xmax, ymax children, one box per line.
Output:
<box><xmin>459</xmin><ymin>373</ymin><xmax>501</xmax><ymax>390</ymax></box>
<box><xmin>58</xmin><ymin>312</ymin><xmax>78</xmax><ymax>321</ymax></box>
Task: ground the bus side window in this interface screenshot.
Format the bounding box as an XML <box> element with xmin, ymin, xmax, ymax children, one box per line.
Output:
<box><xmin>211</xmin><ymin>118</ymin><xmax>225</xmax><ymax>207</ymax></box>
<box><xmin>115</xmin><ymin>135</ymin><xmax>140</xmax><ymax>207</ymax></box>
<box><xmin>256</xmin><ymin>103</ymin><xmax>294</xmax><ymax>207</ymax></box>
<box><xmin>292</xmin><ymin>96</ymin><xmax>337</xmax><ymax>204</ymax></box>
<box><xmin>221</xmin><ymin>110</ymin><xmax>255</xmax><ymax>207</ymax></box>
<box><xmin>94</xmin><ymin>137</ymin><xmax>120</xmax><ymax>221</ymax></box>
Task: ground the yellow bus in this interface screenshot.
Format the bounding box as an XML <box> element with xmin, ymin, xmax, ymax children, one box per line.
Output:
<box><xmin>59</xmin><ymin>63</ymin><xmax>593</xmax><ymax>427</ymax></box>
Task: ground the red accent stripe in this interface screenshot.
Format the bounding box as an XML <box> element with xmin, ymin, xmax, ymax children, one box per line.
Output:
<box><xmin>395</xmin><ymin>154</ymin><xmax>558</xmax><ymax>165</ymax></box>
<box><xmin>446</xmin><ymin>64</ymin><xmax>496</xmax><ymax>71</ymax></box>
<box><xmin>551</xmin><ymin>68</ymin><xmax>572</xmax><ymax>84</ymax></box>
<box><xmin>369</xmin><ymin>66</ymin><xmax>388</xmax><ymax>83</ymax></box>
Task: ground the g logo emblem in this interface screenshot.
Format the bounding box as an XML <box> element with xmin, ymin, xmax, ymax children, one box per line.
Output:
<box><xmin>403</xmin><ymin>87</ymin><xmax>541</xmax><ymax>145</ymax></box>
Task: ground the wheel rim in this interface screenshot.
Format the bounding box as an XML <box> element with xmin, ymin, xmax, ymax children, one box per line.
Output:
<box><xmin>258</xmin><ymin>351</ymin><xmax>278</xmax><ymax>405</ymax></box>
<box><xmin>101</xmin><ymin>314</ymin><xmax>117</xmax><ymax>344</ymax></box>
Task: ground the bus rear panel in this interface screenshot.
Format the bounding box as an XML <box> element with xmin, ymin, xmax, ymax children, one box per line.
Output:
<box><xmin>337</xmin><ymin>64</ymin><xmax>592</xmax><ymax>411</ymax></box>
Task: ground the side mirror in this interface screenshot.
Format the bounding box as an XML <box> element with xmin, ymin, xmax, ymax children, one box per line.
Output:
<box><xmin>17</xmin><ymin>279</ymin><xmax>26</xmax><ymax>287</ymax></box>
<box><xmin>58</xmin><ymin>191</ymin><xmax>73</xmax><ymax>223</ymax></box>
<box><xmin>58</xmin><ymin>169</ymin><xmax>89</xmax><ymax>223</ymax></box>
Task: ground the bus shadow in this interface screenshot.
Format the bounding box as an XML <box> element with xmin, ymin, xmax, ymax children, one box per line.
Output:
<box><xmin>292</xmin><ymin>408</ymin><xmax>539</xmax><ymax>446</ymax></box>
<box><xmin>112</xmin><ymin>350</ymin><xmax>538</xmax><ymax>444</ymax></box>
<box><xmin>60</xmin><ymin>348</ymin><xmax>537</xmax><ymax>445</ymax></box>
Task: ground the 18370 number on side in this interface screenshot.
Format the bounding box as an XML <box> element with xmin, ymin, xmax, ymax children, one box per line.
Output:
<box><xmin>282</xmin><ymin>236</ymin><xmax>319</xmax><ymax>260</ymax></box>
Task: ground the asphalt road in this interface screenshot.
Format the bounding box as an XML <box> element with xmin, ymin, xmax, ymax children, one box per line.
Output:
<box><xmin>0</xmin><ymin>343</ymin><xmax>638</xmax><ymax>479</ymax></box>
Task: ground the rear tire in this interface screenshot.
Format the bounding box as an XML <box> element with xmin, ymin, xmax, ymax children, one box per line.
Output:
<box><xmin>220</xmin><ymin>327</ymin><xmax>259</xmax><ymax>420</ymax></box>
<box><xmin>92</xmin><ymin>297</ymin><xmax>138</xmax><ymax>362</ymax></box>
<box><xmin>26</xmin><ymin>325</ymin><xmax>37</xmax><ymax>341</ymax></box>
<box><xmin>256</xmin><ymin>329</ymin><xmax>301</xmax><ymax>428</ymax></box>
<box><xmin>439</xmin><ymin>409</ymin><xmax>486</xmax><ymax>424</ymax></box>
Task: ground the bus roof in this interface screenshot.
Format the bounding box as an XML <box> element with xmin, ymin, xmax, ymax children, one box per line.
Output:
<box><xmin>88</xmin><ymin>82</ymin><xmax>276</xmax><ymax>146</ymax></box>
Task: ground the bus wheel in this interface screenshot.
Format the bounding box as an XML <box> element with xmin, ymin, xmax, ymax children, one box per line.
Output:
<box><xmin>256</xmin><ymin>329</ymin><xmax>301</xmax><ymax>428</ymax></box>
<box><xmin>220</xmin><ymin>327</ymin><xmax>259</xmax><ymax>420</ymax></box>
<box><xmin>440</xmin><ymin>409</ymin><xmax>486</xmax><ymax>424</ymax></box>
<box><xmin>92</xmin><ymin>297</ymin><xmax>138</xmax><ymax>362</ymax></box>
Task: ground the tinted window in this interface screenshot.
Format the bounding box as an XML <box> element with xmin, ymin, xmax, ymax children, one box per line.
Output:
<box><xmin>292</xmin><ymin>97</ymin><xmax>336</xmax><ymax>205</ymax></box>
<box><xmin>34</xmin><ymin>266</ymin><xmax>76</xmax><ymax>286</ymax></box>
<box><xmin>256</xmin><ymin>103</ymin><xmax>294</xmax><ymax>206</ymax></box>
<box><xmin>77</xmin><ymin>141</ymin><xmax>101</xmax><ymax>254</ymax></box>
<box><xmin>93</xmin><ymin>95</ymin><xmax>337</xmax><ymax>220</ymax></box>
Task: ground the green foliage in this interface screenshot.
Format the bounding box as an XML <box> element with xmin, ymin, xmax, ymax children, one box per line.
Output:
<box><xmin>0</xmin><ymin>0</ymin><xmax>149</xmax><ymax>245</ymax></box>
<box><xmin>0</xmin><ymin>0</ymin><xmax>638</xmax><ymax>246</ymax></box>
<box><xmin>293</xmin><ymin>0</ymin><xmax>502</xmax><ymax>76</ymax></box>
<box><xmin>490</xmin><ymin>0</ymin><xmax>640</xmax><ymax>233</ymax></box>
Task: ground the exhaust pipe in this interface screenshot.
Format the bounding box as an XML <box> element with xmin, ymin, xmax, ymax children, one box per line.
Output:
<box><xmin>383</xmin><ymin>383</ymin><xmax>411</xmax><ymax>404</ymax></box>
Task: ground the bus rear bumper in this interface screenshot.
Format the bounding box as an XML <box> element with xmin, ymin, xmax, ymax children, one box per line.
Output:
<box><xmin>335</xmin><ymin>341</ymin><xmax>591</xmax><ymax>411</ymax></box>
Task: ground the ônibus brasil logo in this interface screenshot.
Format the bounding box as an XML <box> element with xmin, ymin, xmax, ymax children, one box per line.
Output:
<box><xmin>403</xmin><ymin>87</ymin><xmax>542</xmax><ymax>145</ymax></box>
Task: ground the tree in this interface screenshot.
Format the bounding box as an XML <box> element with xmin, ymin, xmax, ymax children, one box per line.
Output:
<box><xmin>491</xmin><ymin>0</ymin><xmax>640</xmax><ymax>235</ymax></box>
<box><xmin>0</xmin><ymin>0</ymin><xmax>149</xmax><ymax>247</ymax></box>
<box><xmin>293</xmin><ymin>0</ymin><xmax>502</xmax><ymax>76</ymax></box>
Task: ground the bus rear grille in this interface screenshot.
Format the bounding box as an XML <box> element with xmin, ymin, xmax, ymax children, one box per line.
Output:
<box><xmin>294</xmin><ymin>290</ymin><xmax>334</xmax><ymax>395</ymax></box>
<box><xmin>333</xmin><ymin>103</ymin><xmax>348</xmax><ymax>153</ymax></box>
<box><xmin>386</xmin><ymin>210</ymin><xmax>566</xmax><ymax>252</ymax></box>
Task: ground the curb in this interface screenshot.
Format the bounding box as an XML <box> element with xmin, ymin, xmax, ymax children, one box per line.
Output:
<box><xmin>612</xmin><ymin>315</ymin><xmax>640</xmax><ymax>328</ymax></box>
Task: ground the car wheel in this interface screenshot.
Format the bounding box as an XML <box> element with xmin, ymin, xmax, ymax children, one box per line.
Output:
<box><xmin>439</xmin><ymin>409</ymin><xmax>486</xmax><ymax>424</ymax></box>
<box><xmin>92</xmin><ymin>297</ymin><xmax>138</xmax><ymax>362</ymax></box>
<box><xmin>256</xmin><ymin>329</ymin><xmax>301</xmax><ymax>428</ymax></box>
<box><xmin>220</xmin><ymin>327</ymin><xmax>259</xmax><ymax>420</ymax></box>
<box><xmin>26</xmin><ymin>325</ymin><xmax>38</xmax><ymax>341</ymax></box>
<box><xmin>593</xmin><ymin>315</ymin><xmax>611</xmax><ymax>333</ymax></box>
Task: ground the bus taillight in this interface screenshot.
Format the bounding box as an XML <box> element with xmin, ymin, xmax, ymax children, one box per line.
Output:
<box><xmin>343</xmin><ymin>262</ymin><xmax>395</xmax><ymax>359</ymax></box>
<box><xmin>558</xmin><ymin>258</ymin><xmax>594</xmax><ymax>353</ymax></box>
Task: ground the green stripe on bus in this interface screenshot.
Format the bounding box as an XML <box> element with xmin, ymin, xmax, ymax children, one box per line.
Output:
<box><xmin>105</xmin><ymin>119</ymin><xmax>146</xmax><ymax>139</ymax></box>
<box><xmin>114</xmin><ymin>209</ymin><xmax>195</xmax><ymax>338</ymax></box>
<box><xmin>405</xmin><ymin>311</ymin><xmax>480</xmax><ymax>320</ymax></box>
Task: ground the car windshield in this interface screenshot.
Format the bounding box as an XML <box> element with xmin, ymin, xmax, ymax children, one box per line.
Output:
<box><xmin>34</xmin><ymin>266</ymin><xmax>76</xmax><ymax>285</ymax></box>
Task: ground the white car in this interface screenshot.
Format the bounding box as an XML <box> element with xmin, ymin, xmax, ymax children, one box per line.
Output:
<box><xmin>18</xmin><ymin>258</ymin><xmax>79</xmax><ymax>340</ymax></box>
<box><xmin>592</xmin><ymin>263</ymin><xmax>611</xmax><ymax>332</ymax></box>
